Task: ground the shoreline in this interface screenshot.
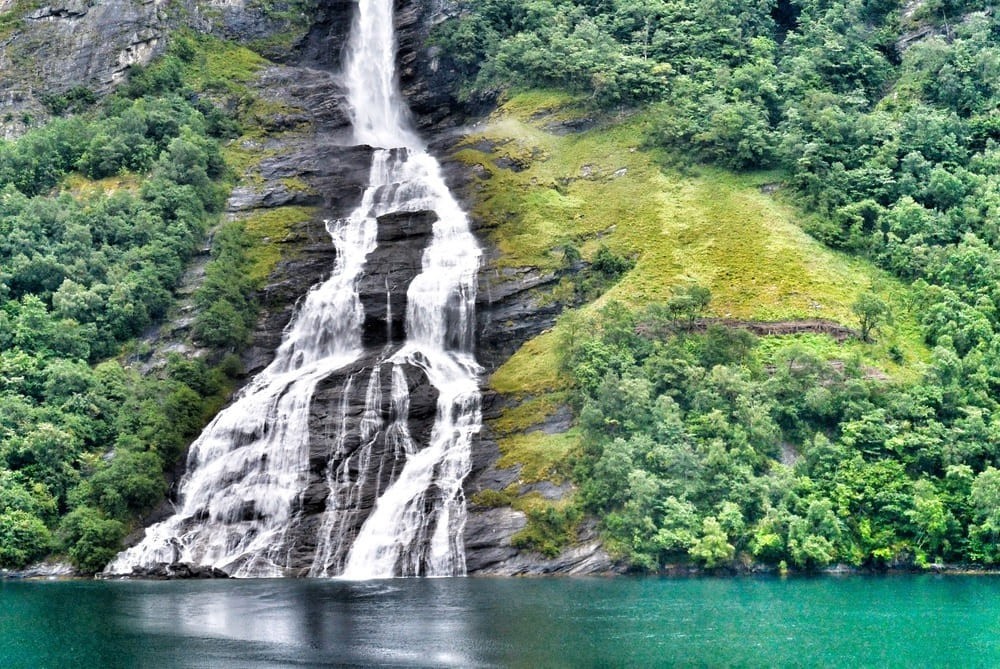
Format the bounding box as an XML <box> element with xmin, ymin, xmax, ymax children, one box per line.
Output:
<box><xmin>6</xmin><ymin>561</ymin><xmax>1000</xmax><ymax>581</ymax></box>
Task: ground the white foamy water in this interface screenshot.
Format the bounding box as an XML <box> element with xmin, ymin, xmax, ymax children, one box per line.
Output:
<box><xmin>106</xmin><ymin>0</ymin><xmax>481</xmax><ymax>578</ymax></box>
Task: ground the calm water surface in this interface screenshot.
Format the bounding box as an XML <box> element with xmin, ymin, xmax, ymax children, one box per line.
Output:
<box><xmin>1</xmin><ymin>575</ymin><xmax>997</xmax><ymax>667</ymax></box>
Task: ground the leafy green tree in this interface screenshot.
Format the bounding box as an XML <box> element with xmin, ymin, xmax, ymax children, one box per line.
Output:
<box><xmin>689</xmin><ymin>516</ymin><xmax>735</xmax><ymax>567</ymax></box>
<box><xmin>906</xmin><ymin>479</ymin><xmax>956</xmax><ymax>562</ymax></box>
<box><xmin>852</xmin><ymin>292</ymin><xmax>892</xmax><ymax>343</ymax></box>
<box><xmin>57</xmin><ymin>506</ymin><xmax>127</xmax><ymax>573</ymax></box>
<box><xmin>665</xmin><ymin>283</ymin><xmax>711</xmax><ymax>324</ymax></box>
<box><xmin>83</xmin><ymin>450</ymin><xmax>165</xmax><ymax>520</ymax></box>
<box><xmin>0</xmin><ymin>510</ymin><xmax>51</xmax><ymax>569</ymax></box>
<box><xmin>969</xmin><ymin>467</ymin><xmax>1000</xmax><ymax>562</ymax></box>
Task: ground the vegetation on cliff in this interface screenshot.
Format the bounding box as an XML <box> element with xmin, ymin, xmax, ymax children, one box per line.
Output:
<box><xmin>0</xmin><ymin>34</ymin><xmax>285</xmax><ymax>572</ymax></box>
<box><xmin>1</xmin><ymin>0</ymin><xmax>999</xmax><ymax>574</ymax></box>
<box><xmin>439</xmin><ymin>0</ymin><xmax>1000</xmax><ymax>569</ymax></box>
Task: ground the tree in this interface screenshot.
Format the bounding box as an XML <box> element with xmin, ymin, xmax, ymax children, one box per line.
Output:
<box><xmin>906</xmin><ymin>479</ymin><xmax>954</xmax><ymax>561</ymax></box>
<box><xmin>970</xmin><ymin>467</ymin><xmax>1000</xmax><ymax>562</ymax></box>
<box><xmin>0</xmin><ymin>510</ymin><xmax>51</xmax><ymax>569</ymax></box>
<box><xmin>852</xmin><ymin>291</ymin><xmax>892</xmax><ymax>343</ymax></box>
<box><xmin>665</xmin><ymin>283</ymin><xmax>711</xmax><ymax>325</ymax></box>
<box><xmin>689</xmin><ymin>516</ymin><xmax>735</xmax><ymax>568</ymax></box>
<box><xmin>57</xmin><ymin>506</ymin><xmax>126</xmax><ymax>573</ymax></box>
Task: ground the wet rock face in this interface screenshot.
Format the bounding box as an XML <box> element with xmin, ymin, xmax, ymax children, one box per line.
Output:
<box><xmin>220</xmin><ymin>0</ymin><xmax>607</xmax><ymax>576</ymax></box>
<box><xmin>394</xmin><ymin>0</ymin><xmax>465</xmax><ymax>132</ymax></box>
<box><xmin>294</xmin><ymin>0</ymin><xmax>356</xmax><ymax>71</ymax></box>
<box><xmin>115</xmin><ymin>562</ymin><xmax>231</xmax><ymax>580</ymax></box>
<box><xmin>235</xmin><ymin>135</ymin><xmax>374</xmax><ymax>377</ymax></box>
<box><xmin>473</xmin><ymin>266</ymin><xmax>564</xmax><ymax>372</ymax></box>
<box><xmin>360</xmin><ymin>209</ymin><xmax>437</xmax><ymax>346</ymax></box>
<box><xmin>279</xmin><ymin>359</ymin><xmax>439</xmax><ymax>575</ymax></box>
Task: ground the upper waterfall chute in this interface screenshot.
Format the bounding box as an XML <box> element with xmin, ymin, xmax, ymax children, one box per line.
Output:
<box><xmin>345</xmin><ymin>0</ymin><xmax>421</xmax><ymax>149</ymax></box>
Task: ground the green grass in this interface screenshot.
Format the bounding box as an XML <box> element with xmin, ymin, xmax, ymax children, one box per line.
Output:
<box><xmin>237</xmin><ymin>205</ymin><xmax>317</xmax><ymax>286</ymax></box>
<box><xmin>497</xmin><ymin>428</ymin><xmax>581</xmax><ymax>484</ymax></box>
<box><xmin>462</xmin><ymin>91</ymin><xmax>932</xmax><ymax>504</ymax></box>
<box><xmin>489</xmin><ymin>331</ymin><xmax>566</xmax><ymax>397</ymax></box>
<box><xmin>177</xmin><ymin>33</ymin><xmax>268</xmax><ymax>93</ymax></box>
<box><xmin>61</xmin><ymin>173</ymin><xmax>141</xmax><ymax>198</ymax></box>
<box><xmin>466</xmin><ymin>92</ymin><xmax>928</xmax><ymax>385</ymax></box>
<box><xmin>489</xmin><ymin>393</ymin><xmax>570</xmax><ymax>435</ymax></box>
<box><xmin>509</xmin><ymin>493</ymin><xmax>581</xmax><ymax>558</ymax></box>
<box><xmin>0</xmin><ymin>0</ymin><xmax>39</xmax><ymax>38</ymax></box>
<box><xmin>463</xmin><ymin>95</ymin><xmax>914</xmax><ymax>324</ymax></box>
<box><xmin>243</xmin><ymin>0</ymin><xmax>316</xmax><ymax>56</ymax></box>
<box><xmin>173</xmin><ymin>33</ymin><xmax>317</xmax><ymax>288</ymax></box>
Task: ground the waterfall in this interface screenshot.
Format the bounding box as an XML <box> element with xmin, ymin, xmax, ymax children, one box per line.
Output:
<box><xmin>105</xmin><ymin>0</ymin><xmax>481</xmax><ymax>578</ymax></box>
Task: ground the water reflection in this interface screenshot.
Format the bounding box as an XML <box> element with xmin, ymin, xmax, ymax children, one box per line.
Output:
<box><xmin>2</xmin><ymin>576</ymin><xmax>1000</xmax><ymax>668</ymax></box>
<box><xmin>119</xmin><ymin>580</ymin><xmax>493</xmax><ymax>667</ymax></box>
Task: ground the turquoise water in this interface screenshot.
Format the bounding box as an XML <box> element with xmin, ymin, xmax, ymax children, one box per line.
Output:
<box><xmin>1</xmin><ymin>575</ymin><xmax>997</xmax><ymax>667</ymax></box>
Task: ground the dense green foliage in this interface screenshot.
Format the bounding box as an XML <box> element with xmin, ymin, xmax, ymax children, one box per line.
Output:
<box><xmin>438</xmin><ymin>0</ymin><xmax>1000</xmax><ymax>316</ymax></box>
<box><xmin>565</xmin><ymin>299</ymin><xmax>1000</xmax><ymax>569</ymax></box>
<box><xmin>440</xmin><ymin>2</ymin><xmax>1000</xmax><ymax>331</ymax></box>
<box><xmin>0</xmin><ymin>50</ymin><xmax>246</xmax><ymax>571</ymax></box>
<box><xmin>442</xmin><ymin>1</ymin><xmax>1000</xmax><ymax>568</ymax></box>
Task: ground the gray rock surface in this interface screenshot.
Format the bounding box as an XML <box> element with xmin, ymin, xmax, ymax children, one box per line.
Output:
<box><xmin>468</xmin><ymin>518</ymin><xmax>622</xmax><ymax>576</ymax></box>
<box><xmin>0</xmin><ymin>0</ymin><xmax>349</xmax><ymax>137</ymax></box>
<box><xmin>0</xmin><ymin>0</ymin><xmax>166</xmax><ymax>136</ymax></box>
<box><xmin>110</xmin><ymin>561</ymin><xmax>231</xmax><ymax>580</ymax></box>
<box><xmin>1</xmin><ymin>561</ymin><xmax>78</xmax><ymax>579</ymax></box>
<box><xmin>395</xmin><ymin>0</ymin><xmax>465</xmax><ymax>132</ymax></box>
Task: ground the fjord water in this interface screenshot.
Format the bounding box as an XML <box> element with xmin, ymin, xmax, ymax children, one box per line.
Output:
<box><xmin>107</xmin><ymin>0</ymin><xmax>481</xmax><ymax>577</ymax></box>
<box><xmin>3</xmin><ymin>576</ymin><xmax>999</xmax><ymax>667</ymax></box>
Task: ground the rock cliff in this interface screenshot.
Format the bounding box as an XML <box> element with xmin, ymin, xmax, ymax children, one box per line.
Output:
<box><xmin>0</xmin><ymin>0</ymin><xmax>614</xmax><ymax>575</ymax></box>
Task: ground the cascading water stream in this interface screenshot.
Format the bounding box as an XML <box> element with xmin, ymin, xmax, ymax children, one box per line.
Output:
<box><xmin>105</xmin><ymin>0</ymin><xmax>481</xmax><ymax>578</ymax></box>
<box><xmin>315</xmin><ymin>0</ymin><xmax>483</xmax><ymax>578</ymax></box>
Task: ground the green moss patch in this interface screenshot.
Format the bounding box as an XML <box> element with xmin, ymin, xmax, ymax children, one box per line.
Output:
<box><xmin>470</xmin><ymin>92</ymin><xmax>926</xmax><ymax>389</ymax></box>
<box><xmin>489</xmin><ymin>330</ymin><xmax>566</xmax><ymax>397</ymax></box>
<box><xmin>509</xmin><ymin>493</ymin><xmax>582</xmax><ymax>558</ymax></box>
<box><xmin>236</xmin><ymin>205</ymin><xmax>317</xmax><ymax>286</ymax></box>
<box><xmin>497</xmin><ymin>428</ymin><xmax>581</xmax><ymax>484</ymax></box>
<box><xmin>61</xmin><ymin>173</ymin><xmax>142</xmax><ymax>198</ymax></box>
<box><xmin>175</xmin><ymin>32</ymin><xmax>268</xmax><ymax>94</ymax></box>
<box><xmin>489</xmin><ymin>393</ymin><xmax>569</xmax><ymax>436</ymax></box>
<box><xmin>0</xmin><ymin>1</ymin><xmax>39</xmax><ymax>38</ymax></box>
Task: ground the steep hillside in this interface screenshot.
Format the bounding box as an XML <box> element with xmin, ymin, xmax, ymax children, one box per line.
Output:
<box><xmin>438</xmin><ymin>0</ymin><xmax>1000</xmax><ymax>572</ymax></box>
<box><xmin>455</xmin><ymin>92</ymin><xmax>929</xmax><ymax>573</ymax></box>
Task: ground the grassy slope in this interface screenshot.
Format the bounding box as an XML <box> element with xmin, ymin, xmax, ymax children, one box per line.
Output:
<box><xmin>456</xmin><ymin>91</ymin><xmax>929</xmax><ymax>513</ymax></box>
<box><xmin>178</xmin><ymin>33</ymin><xmax>321</xmax><ymax>288</ymax></box>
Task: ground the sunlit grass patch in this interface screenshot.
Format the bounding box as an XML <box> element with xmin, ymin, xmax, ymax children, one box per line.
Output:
<box><xmin>497</xmin><ymin>428</ymin><xmax>580</xmax><ymax>484</ymax></box>
<box><xmin>470</xmin><ymin>90</ymin><xmax>930</xmax><ymax>487</ymax></box>
<box><xmin>489</xmin><ymin>329</ymin><xmax>565</xmax><ymax>397</ymax></box>
<box><xmin>61</xmin><ymin>173</ymin><xmax>141</xmax><ymax>198</ymax></box>
<box><xmin>468</xmin><ymin>92</ymin><xmax>927</xmax><ymax>387</ymax></box>
<box><xmin>176</xmin><ymin>32</ymin><xmax>268</xmax><ymax>94</ymax></box>
<box><xmin>236</xmin><ymin>205</ymin><xmax>317</xmax><ymax>286</ymax></box>
<box><xmin>489</xmin><ymin>393</ymin><xmax>569</xmax><ymax>436</ymax></box>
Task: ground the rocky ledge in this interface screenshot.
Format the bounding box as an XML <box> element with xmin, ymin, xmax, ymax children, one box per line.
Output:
<box><xmin>107</xmin><ymin>562</ymin><xmax>231</xmax><ymax>580</ymax></box>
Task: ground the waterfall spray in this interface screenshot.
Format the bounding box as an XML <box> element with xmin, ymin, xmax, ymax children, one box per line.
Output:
<box><xmin>106</xmin><ymin>0</ymin><xmax>481</xmax><ymax>578</ymax></box>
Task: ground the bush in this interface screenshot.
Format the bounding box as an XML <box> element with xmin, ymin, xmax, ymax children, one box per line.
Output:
<box><xmin>58</xmin><ymin>507</ymin><xmax>127</xmax><ymax>573</ymax></box>
<box><xmin>85</xmin><ymin>450</ymin><xmax>165</xmax><ymax>520</ymax></box>
<box><xmin>0</xmin><ymin>510</ymin><xmax>52</xmax><ymax>569</ymax></box>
